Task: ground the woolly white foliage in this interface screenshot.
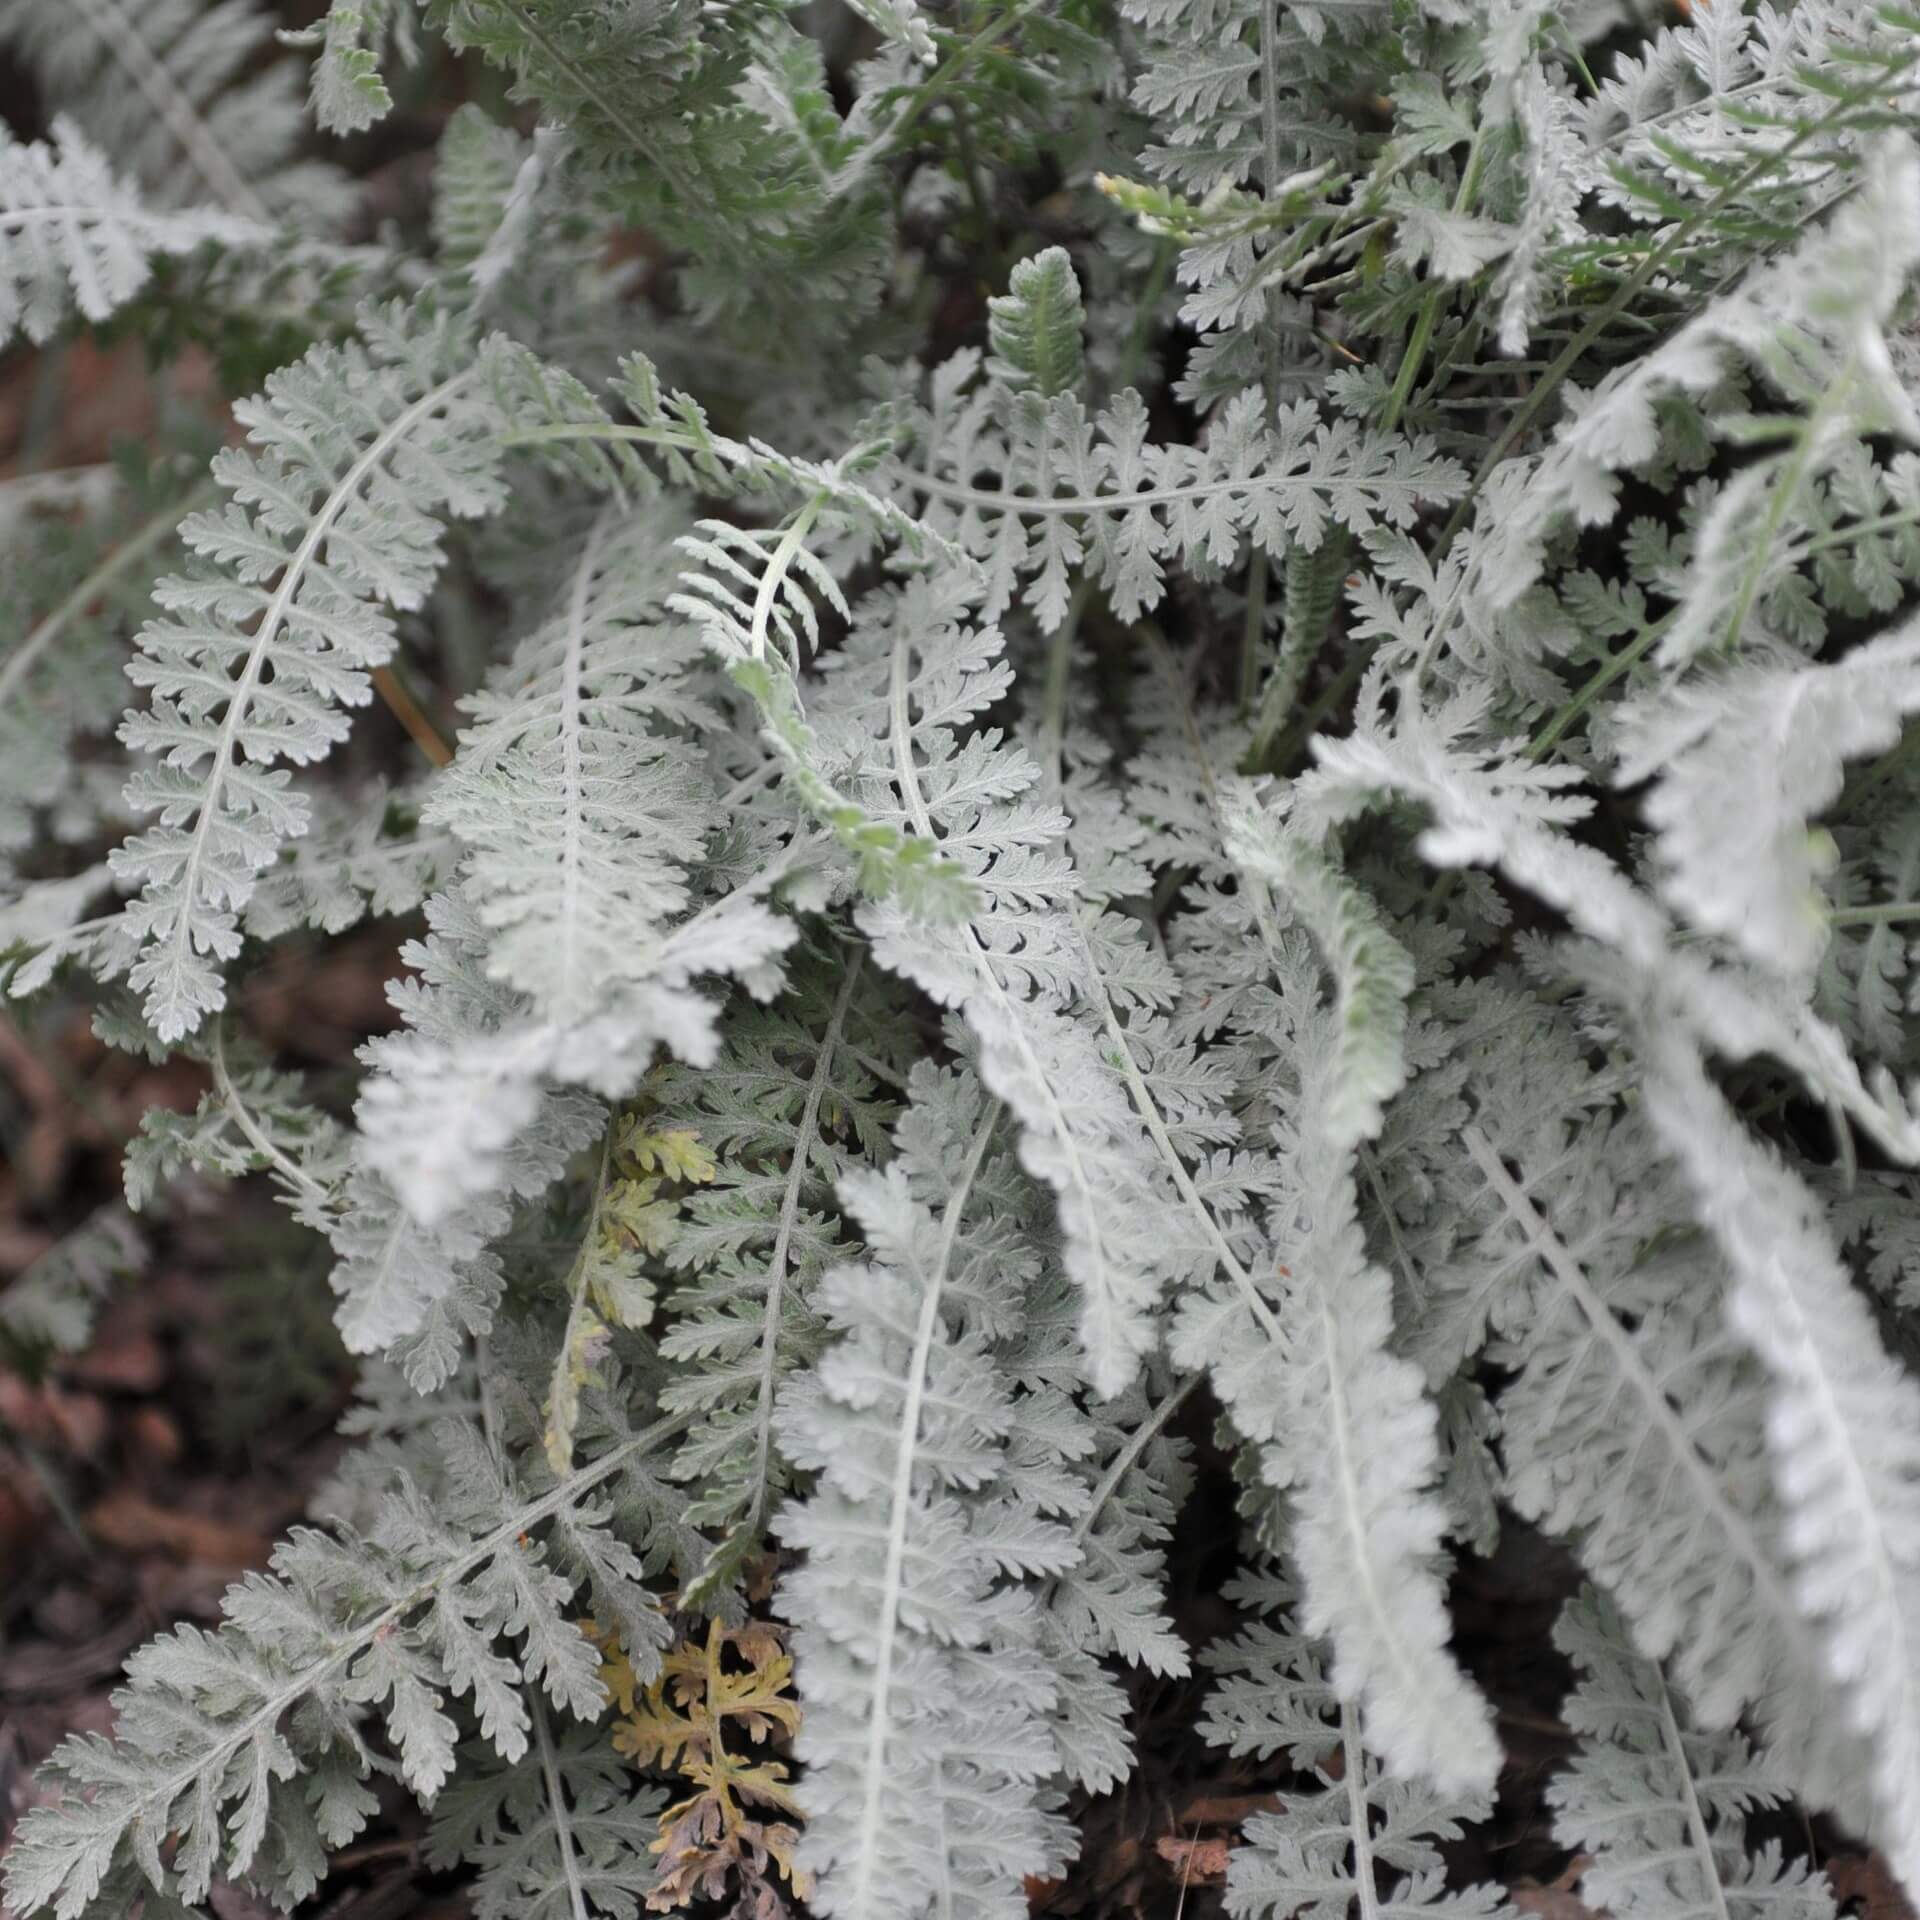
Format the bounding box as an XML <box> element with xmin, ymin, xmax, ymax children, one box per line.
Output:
<box><xmin>1551</xmin><ymin>1587</ymin><xmax>1838</xmax><ymax>1920</ymax></box>
<box><xmin>1635</xmin><ymin>1027</ymin><xmax>1920</xmax><ymax>1889</ymax></box>
<box><xmin>1202</xmin><ymin>1570</ymin><xmax>1511</xmax><ymax>1920</ymax></box>
<box><xmin>0</xmin><ymin>0</ymin><xmax>354</xmax><ymax>222</ymax></box>
<box><xmin>879</xmin><ymin>250</ymin><xmax>1469</xmax><ymax>631</ymax></box>
<box><xmin>1616</xmin><ymin>611</ymin><xmax>1920</xmax><ymax>975</ymax></box>
<box><xmin>103</xmin><ymin>307</ymin><xmax>519</xmax><ymax>1041</ymax></box>
<box><xmin>1474</xmin><ymin>137</ymin><xmax>1920</xmax><ymax>621</ymax></box>
<box><xmin>11</xmin><ymin>2</ymin><xmax>1920</xmax><ymax>1919</ymax></box>
<box><xmin>3</xmin><ymin>1394</ymin><xmax>685</xmax><ymax>1920</ymax></box>
<box><xmin>0</xmin><ymin>119</ymin><xmax>262</xmax><ymax>345</ymax></box>
<box><xmin>775</xmin><ymin>1066</ymin><xmax>1076</xmax><ymax>1920</ymax></box>
<box><xmin>796</xmin><ymin>570</ymin><xmax>1196</xmax><ymax>1396</ymax></box>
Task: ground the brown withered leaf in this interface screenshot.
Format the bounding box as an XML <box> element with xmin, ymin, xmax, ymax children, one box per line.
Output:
<box><xmin>603</xmin><ymin>1616</ymin><xmax>809</xmax><ymax>1918</ymax></box>
<box><xmin>1155</xmin><ymin>1832</ymin><xmax>1234</xmax><ymax>1885</ymax></box>
<box><xmin>1511</xmin><ymin>1856</ymin><xmax>1600</xmax><ymax>1920</ymax></box>
<box><xmin>1829</xmin><ymin>1854</ymin><xmax>1919</xmax><ymax>1920</ymax></box>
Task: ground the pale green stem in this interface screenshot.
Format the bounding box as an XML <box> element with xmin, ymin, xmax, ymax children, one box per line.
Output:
<box><xmin>1527</xmin><ymin>615</ymin><xmax>1673</xmax><ymax>759</ymax></box>
<box><xmin>1830</xmin><ymin>900</ymin><xmax>1920</xmax><ymax>928</ymax></box>
<box><xmin>1434</xmin><ymin>56</ymin><xmax>1920</xmax><ymax>556</ymax></box>
<box><xmin>209</xmin><ymin>1024</ymin><xmax>334</xmax><ymax>1212</ymax></box>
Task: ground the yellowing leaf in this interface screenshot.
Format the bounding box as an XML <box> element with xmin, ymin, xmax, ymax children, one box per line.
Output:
<box><xmin>618</xmin><ymin>1120</ymin><xmax>717</xmax><ymax>1186</ymax></box>
<box><xmin>603</xmin><ymin>1175</ymin><xmax>685</xmax><ymax>1259</ymax></box>
<box><xmin>546</xmin><ymin>1112</ymin><xmax>720</xmax><ymax>1473</ymax></box>
<box><xmin>542</xmin><ymin>1302</ymin><xmax>611</xmax><ymax>1475</ymax></box>
<box><xmin>604</xmin><ymin>1615</ymin><xmax>808</xmax><ymax>1916</ymax></box>
<box><xmin>594</xmin><ymin>1625</ymin><xmax>648</xmax><ymax>1717</ymax></box>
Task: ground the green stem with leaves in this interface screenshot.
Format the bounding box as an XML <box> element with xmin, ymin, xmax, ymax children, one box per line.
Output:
<box><xmin>1436</xmin><ymin>48</ymin><xmax>1920</xmax><ymax>554</ymax></box>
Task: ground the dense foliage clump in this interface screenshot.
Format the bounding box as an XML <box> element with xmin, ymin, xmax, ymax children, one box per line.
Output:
<box><xmin>4</xmin><ymin>0</ymin><xmax>1920</xmax><ymax>1909</ymax></box>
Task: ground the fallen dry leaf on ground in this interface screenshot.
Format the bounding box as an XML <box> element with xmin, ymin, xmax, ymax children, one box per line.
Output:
<box><xmin>1155</xmin><ymin>1832</ymin><xmax>1233</xmax><ymax>1885</ymax></box>
<box><xmin>1511</xmin><ymin>1856</ymin><xmax>1599</xmax><ymax>1920</ymax></box>
<box><xmin>84</xmin><ymin>1490</ymin><xmax>270</xmax><ymax>1568</ymax></box>
<box><xmin>1829</xmin><ymin>1855</ymin><xmax>1919</xmax><ymax>1920</ymax></box>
